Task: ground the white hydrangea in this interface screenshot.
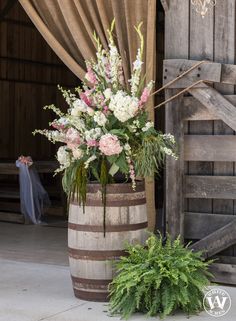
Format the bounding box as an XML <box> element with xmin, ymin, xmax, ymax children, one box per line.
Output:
<box><xmin>94</xmin><ymin>111</ymin><xmax>107</xmax><ymax>126</ymax></box>
<box><xmin>142</xmin><ymin>122</ymin><xmax>154</xmax><ymax>132</ymax></box>
<box><xmin>57</xmin><ymin>146</ymin><xmax>70</xmax><ymax>168</ymax></box>
<box><xmin>109</xmin><ymin>91</ymin><xmax>139</xmax><ymax>122</ymax></box>
<box><xmin>84</xmin><ymin>128</ymin><xmax>102</xmax><ymax>141</ymax></box>
<box><xmin>72</xmin><ymin>148</ymin><xmax>84</xmax><ymax>160</ymax></box>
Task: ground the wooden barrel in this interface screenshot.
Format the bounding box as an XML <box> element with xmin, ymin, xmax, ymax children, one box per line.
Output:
<box><xmin>68</xmin><ymin>181</ymin><xmax>148</xmax><ymax>302</ymax></box>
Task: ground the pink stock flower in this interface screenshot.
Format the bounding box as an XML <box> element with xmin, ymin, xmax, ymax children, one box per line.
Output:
<box><xmin>139</xmin><ymin>87</ymin><xmax>150</xmax><ymax>106</ymax></box>
<box><xmin>87</xmin><ymin>139</ymin><xmax>98</xmax><ymax>147</ymax></box>
<box><xmin>85</xmin><ymin>67</ymin><xmax>97</xmax><ymax>85</ymax></box>
<box><xmin>99</xmin><ymin>134</ymin><xmax>123</xmax><ymax>156</ymax></box>
<box><xmin>103</xmin><ymin>106</ymin><xmax>109</xmax><ymax>113</ymax></box>
<box><xmin>51</xmin><ymin>122</ymin><xmax>65</xmax><ymax>130</ymax></box>
<box><xmin>80</xmin><ymin>92</ymin><xmax>92</xmax><ymax>106</ymax></box>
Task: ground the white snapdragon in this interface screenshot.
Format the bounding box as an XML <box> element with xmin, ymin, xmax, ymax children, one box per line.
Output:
<box><xmin>94</xmin><ymin>111</ymin><xmax>107</xmax><ymax>126</ymax></box>
<box><xmin>142</xmin><ymin>122</ymin><xmax>154</xmax><ymax>132</ymax></box>
<box><xmin>109</xmin><ymin>44</ymin><xmax>121</xmax><ymax>88</ymax></box>
<box><xmin>84</xmin><ymin>155</ymin><xmax>97</xmax><ymax>169</ymax></box>
<box><xmin>57</xmin><ymin>146</ymin><xmax>70</xmax><ymax>168</ymax></box>
<box><xmin>109</xmin><ymin>91</ymin><xmax>139</xmax><ymax>122</ymax></box>
<box><xmin>84</xmin><ymin>128</ymin><xmax>102</xmax><ymax>141</ymax></box>
<box><xmin>129</xmin><ymin>48</ymin><xmax>143</xmax><ymax>96</ymax></box>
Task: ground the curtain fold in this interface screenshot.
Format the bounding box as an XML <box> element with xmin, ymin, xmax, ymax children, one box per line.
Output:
<box><xmin>19</xmin><ymin>0</ymin><xmax>157</xmax><ymax>230</ymax></box>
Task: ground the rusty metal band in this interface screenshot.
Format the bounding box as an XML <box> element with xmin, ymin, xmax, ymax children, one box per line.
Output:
<box><xmin>74</xmin><ymin>288</ymin><xmax>109</xmax><ymax>302</ymax></box>
<box><xmin>71</xmin><ymin>197</ymin><xmax>146</xmax><ymax>207</ymax></box>
<box><xmin>87</xmin><ymin>181</ymin><xmax>145</xmax><ymax>194</ymax></box>
<box><xmin>68</xmin><ymin>221</ymin><xmax>148</xmax><ymax>233</ymax></box>
<box><xmin>72</xmin><ymin>276</ymin><xmax>111</xmax><ymax>289</ymax></box>
<box><xmin>68</xmin><ymin>247</ymin><xmax>127</xmax><ymax>260</ymax></box>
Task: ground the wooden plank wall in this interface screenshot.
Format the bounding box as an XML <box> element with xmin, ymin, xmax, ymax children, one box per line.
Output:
<box><xmin>165</xmin><ymin>0</ymin><xmax>236</xmax><ymax>257</ymax></box>
<box><xmin>0</xmin><ymin>1</ymin><xmax>78</xmax><ymax>161</ymax></box>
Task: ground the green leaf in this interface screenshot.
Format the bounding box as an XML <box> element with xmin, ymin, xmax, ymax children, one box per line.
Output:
<box><xmin>115</xmin><ymin>154</ymin><xmax>129</xmax><ymax>174</ymax></box>
<box><xmin>107</xmin><ymin>155</ymin><xmax>119</xmax><ymax>164</ymax></box>
<box><xmin>109</xmin><ymin>163</ymin><xmax>119</xmax><ymax>176</ymax></box>
<box><xmin>110</xmin><ymin>129</ymin><xmax>127</xmax><ymax>137</ymax></box>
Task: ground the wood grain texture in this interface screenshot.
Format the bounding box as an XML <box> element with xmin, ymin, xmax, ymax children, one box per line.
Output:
<box><xmin>183</xmin><ymin>95</ymin><xmax>236</xmax><ymax>120</ymax></box>
<box><xmin>185</xmin><ymin>176</ymin><xmax>236</xmax><ymax>199</ymax></box>
<box><xmin>163</xmin><ymin>59</ymin><xmax>221</xmax><ymax>87</ymax></box>
<box><xmin>0</xmin><ymin>212</ymin><xmax>24</xmax><ymax>223</ymax></box>
<box><xmin>184</xmin><ymin>212</ymin><xmax>235</xmax><ymax>239</ymax></box>
<box><xmin>164</xmin><ymin>0</ymin><xmax>189</xmax><ymax>239</ymax></box>
<box><xmin>189</xmin><ymin>220</ymin><xmax>236</xmax><ymax>259</ymax></box>
<box><xmin>213</xmin><ymin>0</ymin><xmax>235</xmax><ymax>257</ymax></box>
<box><xmin>160</xmin><ymin>0</ymin><xmax>169</xmax><ymax>12</ymax></box>
<box><xmin>189</xmin><ymin>84</ymin><xmax>236</xmax><ymax>132</ymax></box>
<box><xmin>163</xmin><ymin>59</ymin><xmax>236</xmax><ymax>86</ymax></box>
<box><xmin>188</xmin><ymin>2</ymin><xmax>214</xmax><ymax>222</ymax></box>
<box><xmin>68</xmin><ymin>183</ymin><xmax>148</xmax><ymax>302</ymax></box>
<box><xmin>210</xmin><ymin>263</ymin><xmax>236</xmax><ymax>285</ymax></box>
<box><xmin>184</xmin><ymin>136</ymin><xmax>236</xmax><ymax>162</ymax></box>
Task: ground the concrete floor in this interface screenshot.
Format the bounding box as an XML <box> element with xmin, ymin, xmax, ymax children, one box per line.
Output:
<box><xmin>0</xmin><ymin>222</ymin><xmax>236</xmax><ymax>321</ymax></box>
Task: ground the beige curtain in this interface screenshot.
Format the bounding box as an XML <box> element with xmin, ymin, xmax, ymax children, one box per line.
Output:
<box><xmin>19</xmin><ymin>0</ymin><xmax>157</xmax><ymax>230</ymax></box>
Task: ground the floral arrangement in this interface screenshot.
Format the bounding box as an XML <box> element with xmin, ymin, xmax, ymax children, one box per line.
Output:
<box><xmin>34</xmin><ymin>21</ymin><xmax>177</xmax><ymax>208</ymax></box>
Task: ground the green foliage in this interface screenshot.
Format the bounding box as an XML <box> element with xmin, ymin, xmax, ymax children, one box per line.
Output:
<box><xmin>134</xmin><ymin>133</ymin><xmax>177</xmax><ymax>177</ymax></box>
<box><xmin>62</xmin><ymin>161</ymin><xmax>87</xmax><ymax>208</ymax></box>
<box><xmin>109</xmin><ymin>234</ymin><xmax>213</xmax><ymax>319</ymax></box>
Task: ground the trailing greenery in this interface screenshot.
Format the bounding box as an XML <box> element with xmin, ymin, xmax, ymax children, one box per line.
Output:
<box><xmin>109</xmin><ymin>234</ymin><xmax>213</xmax><ymax>319</ymax></box>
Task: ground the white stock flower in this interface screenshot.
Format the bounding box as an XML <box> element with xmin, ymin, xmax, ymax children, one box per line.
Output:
<box><xmin>71</xmin><ymin>99</ymin><xmax>87</xmax><ymax>115</ymax></box>
<box><xmin>84</xmin><ymin>155</ymin><xmax>97</xmax><ymax>169</ymax></box>
<box><xmin>57</xmin><ymin>146</ymin><xmax>70</xmax><ymax>168</ymax></box>
<box><xmin>142</xmin><ymin>122</ymin><xmax>154</xmax><ymax>132</ymax></box>
<box><xmin>51</xmin><ymin>131</ymin><xmax>66</xmax><ymax>142</ymax></box>
<box><xmin>104</xmin><ymin>88</ymin><xmax>112</xmax><ymax>100</ymax></box>
<box><xmin>109</xmin><ymin>91</ymin><xmax>139</xmax><ymax>122</ymax></box>
<box><xmin>162</xmin><ymin>133</ymin><xmax>176</xmax><ymax>144</ymax></box>
<box><xmin>94</xmin><ymin>111</ymin><xmax>107</xmax><ymax>126</ymax></box>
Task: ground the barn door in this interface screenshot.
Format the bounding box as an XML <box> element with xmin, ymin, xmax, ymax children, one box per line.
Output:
<box><xmin>164</xmin><ymin>59</ymin><xmax>236</xmax><ymax>284</ymax></box>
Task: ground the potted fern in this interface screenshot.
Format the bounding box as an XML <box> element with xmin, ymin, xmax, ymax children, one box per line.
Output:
<box><xmin>109</xmin><ymin>234</ymin><xmax>213</xmax><ymax>319</ymax></box>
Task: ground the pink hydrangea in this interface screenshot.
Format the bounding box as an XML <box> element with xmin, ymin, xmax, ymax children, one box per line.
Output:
<box><xmin>85</xmin><ymin>67</ymin><xmax>97</xmax><ymax>85</ymax></box>
<box><xmin>66</xmin><ymin>128</ymin><xmax>82</xmax><ymax>149</ymax></box>
<box><xmin>99</xmin><ymin>134</ymin><xmax>123</xmax><ymax>156</ymax></box>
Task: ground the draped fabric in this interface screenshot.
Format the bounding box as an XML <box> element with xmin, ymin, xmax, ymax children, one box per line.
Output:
<box><xmin>19</xmin><ymin>0</ymin><xmax>157</xmax><ymax>230</ymax></box>
<box><xmin>16</xmin><ymin>161</ymin><xmax>50</xmax><ymax>224</ymax></box>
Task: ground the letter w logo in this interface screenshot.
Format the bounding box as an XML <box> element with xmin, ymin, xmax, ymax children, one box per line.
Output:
<box><xmin>207</xmin><ymin>296</ymin><xmax>228</xmax><ymax>310</ymax></box>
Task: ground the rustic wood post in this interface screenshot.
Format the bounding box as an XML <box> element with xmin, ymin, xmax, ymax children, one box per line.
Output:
<box><xmin>165</xmin><ymin>90</ymin><xmax>184</xmax><ymax>239</ymax></box>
